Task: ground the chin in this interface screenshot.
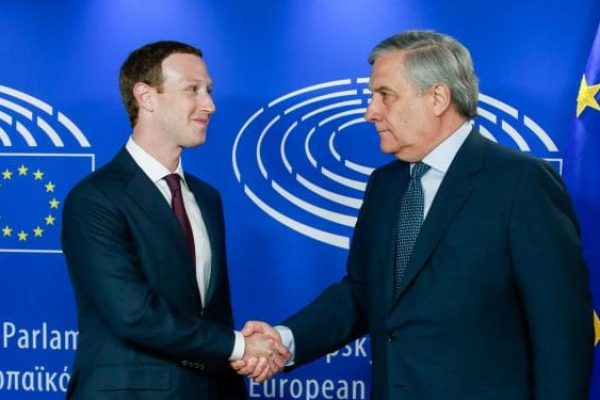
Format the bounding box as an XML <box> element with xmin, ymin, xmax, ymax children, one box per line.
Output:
<box><xmin>189</xmin><ymin>133</ymin><xmax>207</xmax><ymax>147</ymax></box>
<box><xmin>379</xmin><ymin>143</ymin><xmax>398</xmax><ymax>155</ymax></box>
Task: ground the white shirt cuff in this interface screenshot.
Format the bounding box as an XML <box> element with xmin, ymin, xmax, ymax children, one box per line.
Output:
<box><xmin>228</xmin><ymin>330</ymin><xmax>245</xmax><ymax>360</ymax></box>
<box><xmin>275</xmin><ymin>325</ymin><xmax>295</xmax><ymax>366</ymax></box>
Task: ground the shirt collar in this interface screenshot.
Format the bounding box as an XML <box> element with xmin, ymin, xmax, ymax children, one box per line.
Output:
<box><xmin>421</xmin><ymin>120</ymin><xmax>473</xmax><ymax>174</ymax></box>
<box><xmin>125</xmin><ymin>136</ymin><xmax>187</xmax><ymax>186</ymax></box>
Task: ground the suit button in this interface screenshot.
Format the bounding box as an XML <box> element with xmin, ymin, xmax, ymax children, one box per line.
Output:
<box><xmin>387</xmin><ymin>332</ymin><xmax>397</xmax><ymax>342</ymax></box>
<box><xmin>199</xmin><ymin>309</ymin><xmax>206</xmax><ymax>317</ymax></box>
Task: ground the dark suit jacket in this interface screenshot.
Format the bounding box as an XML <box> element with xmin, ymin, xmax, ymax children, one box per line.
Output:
<box><xmin>61</xmin><ymin>148</ymin><xmax>246</xmax><ymax>399</ymax></box>
<box><xmin>284</xmin><ymin>130</ymin><xmax>594</xmax><ymax>400</ymax></box>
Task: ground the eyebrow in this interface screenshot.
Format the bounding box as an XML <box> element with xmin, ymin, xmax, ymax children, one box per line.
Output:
<box><xmin>181</xmin><ymin>79</ymin><xmax>214</xmax><ymax>88</ymax></box>
<box><xmin>182</xmin><ymin>78</ymin><xmax>210</xmax><ymax>84</ymax></box>
<box><xmin>369</xmin><ymin>84</ymin><xmax>394</xmax><ymax>93</ymax></box>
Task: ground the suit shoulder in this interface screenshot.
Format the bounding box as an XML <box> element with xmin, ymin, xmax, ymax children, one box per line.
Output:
<box><xmin>483</xmin><ymin>138</ymin><xmax>536</xmax><ymax>163</ymax></box>
<box><xmin>482</xmin><ymin>137</ymin><xmax>553</xmax><ymax>171</ymax></box>
<box><xmin>481</xmin><ymin>137</ymin><xmax>564</xmax><ymax>189</ymax></box>
<box><xmin>64</xmin><ymin>157</ymin><xmax>129</xmax><ymax>207</ymax></box>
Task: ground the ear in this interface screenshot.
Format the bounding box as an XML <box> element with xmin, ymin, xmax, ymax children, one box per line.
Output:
<box><xmin>133</xmin><ymin>82</ymin><xmax>155</xmax><ymax>113</ymax></box>
<box><xmin>431</xmin><ymin>83</ymin><xmax>452</xmax><ymax>117</ymax></box>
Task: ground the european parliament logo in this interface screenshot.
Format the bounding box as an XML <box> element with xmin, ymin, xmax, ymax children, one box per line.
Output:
<box><xmin>0</xmin><ymin>85</ymin><xmax>93</xmax><ymax>254</ymax></box>
<box><xmin>232</xmin><ymin>78</ymin><xmax>561</xmax><ymax>249</ymax></box>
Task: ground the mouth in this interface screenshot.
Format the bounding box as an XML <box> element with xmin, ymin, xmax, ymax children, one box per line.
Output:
<box><xmin>192</xmin><ymin>117</ymin><xmax>209</xmax><ymax>126</ymax></box>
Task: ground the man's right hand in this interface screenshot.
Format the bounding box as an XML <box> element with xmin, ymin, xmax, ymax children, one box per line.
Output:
<box><xmin>230</xmin><ymin>321</ymin><xmax>291</xmax><ymax>382</ymax></box>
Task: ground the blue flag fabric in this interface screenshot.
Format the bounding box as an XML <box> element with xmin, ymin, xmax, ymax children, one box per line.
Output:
<box><xmin>564</xmin><ymin>22</ymin><xmax>600</xmax><ymax>399</ymax></box>
<box><xmin>0</xmin><ymin>154</ymin><xmax>92</xmax><ymax>252</ymax></box>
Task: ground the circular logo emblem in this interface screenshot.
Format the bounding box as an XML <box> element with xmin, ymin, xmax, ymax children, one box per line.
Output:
<box><xmin>0</xmin><ymin>84</ymin><xmax>90</xmax><ymax>149</ymax></box>
<box><xmin>232</xmin><ymin>78</ymin><xmax>559</xmax><ymax>249</ymax></box>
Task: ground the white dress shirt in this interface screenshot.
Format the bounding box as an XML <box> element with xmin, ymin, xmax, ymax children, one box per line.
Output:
<box><xmin>277</xmin><ymin>120</ymin><xmax>474</xmax><ymax>363</ymax></box>
<box><xmin>125</xmin><ymin>137</ymin><xmax>244</xmax><ymax>360</ymax></box>
<box><xmin>419</xmin><ymin>120</ymin><xmax>472</xmax><ymax>219</ymax></box>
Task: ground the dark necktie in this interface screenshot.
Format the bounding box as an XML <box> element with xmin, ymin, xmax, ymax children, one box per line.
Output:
<box><xmin>164</xmin><ymin>174</ymin><xmax>196</xmax><ymax>265</ymax></box>
<box><xmin>394</xmin><ymin>161</ymin><xmax>430</xmax><ymax>291</ymax></box>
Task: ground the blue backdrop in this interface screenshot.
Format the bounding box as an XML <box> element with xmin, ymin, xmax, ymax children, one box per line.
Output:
<box><xmin>1</xmin><ymin>1</ymin><xmax>599</xmax><ymax>398</ymax></box>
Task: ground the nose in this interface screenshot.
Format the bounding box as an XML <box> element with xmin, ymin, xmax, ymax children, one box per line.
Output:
<box><xmin>201</xmin><ymin>94</ymin><xmax>216</xmax><ymax>115</ymax></box>
<box><xmin>364</xmin><ymin>99</ymin><xmax>378</xmax><ymax>122</ymax></box>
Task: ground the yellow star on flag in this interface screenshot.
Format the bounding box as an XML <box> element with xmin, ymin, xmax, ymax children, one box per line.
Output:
<box><xmin>17</xmin><ymin>230</ymin><xmax>28</xmax><ymax>241</ymax></box>
<box><xmin>595</xmin><ymin>310</ymin><xmax>600</xmax><ymax>347</ymax></box>
<box><xmin>18</xmin><ymin>164</ymin><xmax>28</xmax><ymax>175</ymax></box>
<box><xmin>576</xmin><ymin>74</ymin><xmax>600</xmax><ymax>117</ymax></box>
<box><xmin>45</xmin><ymin>181</ymin><xmax>56</xmax><ymax>192</ymax></box>
<box><xmin>2</xmin><ymin>225</ymin><xmax>12</xmax><ymax>237</ymax></box>
<box><xmin>33</xmin><ymin>226</ymin><xmax>44</xmax><ymax>237</ymax></box>
<box><xmin>49</xmin><ymin>198</ymin><xmax>60</xmax><ymax>209</ymax></box>
<box><xmin>33</xmin><ymin>169</ymin><xmax>44</xmax><ymax>180</ymax></box>
<box><xmin>2</xmin><ymin>169</ymin><xmax>13</xmax><ymax>180</ymax></box>
<box><xmin>45</xmin><ymin>214</ymin><xmax>56</xmax><ymax>225</ymax></box>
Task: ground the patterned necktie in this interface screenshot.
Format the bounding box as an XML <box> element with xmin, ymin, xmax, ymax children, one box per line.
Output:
<box><xmin>394</xmin><ymin>161</ymin><xmax>430</xmax><ymax>291</ymax></box>
<box><xmin>164</xmin><ymin>174</ymin><xmax>196</xmax><ymax>265</ymax></box>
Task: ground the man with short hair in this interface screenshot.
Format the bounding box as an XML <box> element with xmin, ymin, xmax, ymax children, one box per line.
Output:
<box><xmin>62</xmin><ymin>41</ymin><xmax>288</xmax><ymax>399</ymax></box>
<box><xmin>235</xmin><ymin>30</ymin><xmax>594</xmax><ymax>399</ymax></box>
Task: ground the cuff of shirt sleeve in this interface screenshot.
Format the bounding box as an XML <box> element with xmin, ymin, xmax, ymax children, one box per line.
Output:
<box><xmin>229</xmin><ymin>330</ymin><xmax>245</xmax><ymax>361</ymax></box>
<box><xmin>275</xmin><ymin>325</ymin><xmax>295</xmax><ymax>366</ymax></box>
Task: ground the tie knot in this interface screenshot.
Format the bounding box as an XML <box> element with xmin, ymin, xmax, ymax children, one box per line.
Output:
<box><xmin>164</xmin><ymin>173</ymin><xmax>182</xmax><ymax>194</ymax></box>
<box><xmin>411</xmin><ymin>162</ymin><xmax>430</xmax><ymax>180</ymax></box>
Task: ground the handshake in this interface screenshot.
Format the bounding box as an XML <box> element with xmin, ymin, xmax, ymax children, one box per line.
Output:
<box><xmin>230</xmin><ymin>321</ymin><xmax>291</xmax><ymax>383</ymax></box>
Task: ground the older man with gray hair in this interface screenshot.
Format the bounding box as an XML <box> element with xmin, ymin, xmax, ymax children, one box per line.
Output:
<box><xmin>235</xmin><ymin>30</ymin><xmax>594</xmax><ymax>400</ymax></box>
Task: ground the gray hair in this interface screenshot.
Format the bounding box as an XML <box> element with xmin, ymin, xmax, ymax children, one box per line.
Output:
<box><xmin>368</xmin><ymin>30</ymin><xmax>479</xmax><ymax>118</ymax></box>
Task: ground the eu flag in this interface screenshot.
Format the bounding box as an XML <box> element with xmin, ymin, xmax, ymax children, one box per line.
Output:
<box><xmin>564</xmin><ymin>22</ymin><xmax>600</xmax><ymax>399</ymax></box>
<box><xmin>0</xmin><ymin>153</ymin><xmax>92</xmax><ymax>253</ymax></box>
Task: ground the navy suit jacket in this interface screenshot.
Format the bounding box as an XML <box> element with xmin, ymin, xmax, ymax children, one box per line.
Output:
<box><xmin>284</xmin><ymin>130</ymin><xmax>594</xmax><ymax>400</ymax></box>
<box><xmin>61</xmin><ymin>148</ymin><xmax>246</xmax><ymax>399</ymax></box>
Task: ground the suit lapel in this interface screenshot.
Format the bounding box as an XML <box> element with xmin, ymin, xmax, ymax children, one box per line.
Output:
<box><xmin>114</xmin><ymin>149</ymin><xmax>201</xmax><ymax>299</ymax></box>
<box><xmin>379</xmin><ymin>162</ymin><xmax>411</xmax><ymax>310</ymax></box>
<box><xmin>393</xmin><ymin>130</ymin><xmax>485</xmax><ymax>302</ymax></box>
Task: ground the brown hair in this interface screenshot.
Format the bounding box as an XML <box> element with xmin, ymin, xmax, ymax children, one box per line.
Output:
<box><xmin>119</xmin><ymin>41</ymin><xmax>202</xmax><ymax>127</ymax></box>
